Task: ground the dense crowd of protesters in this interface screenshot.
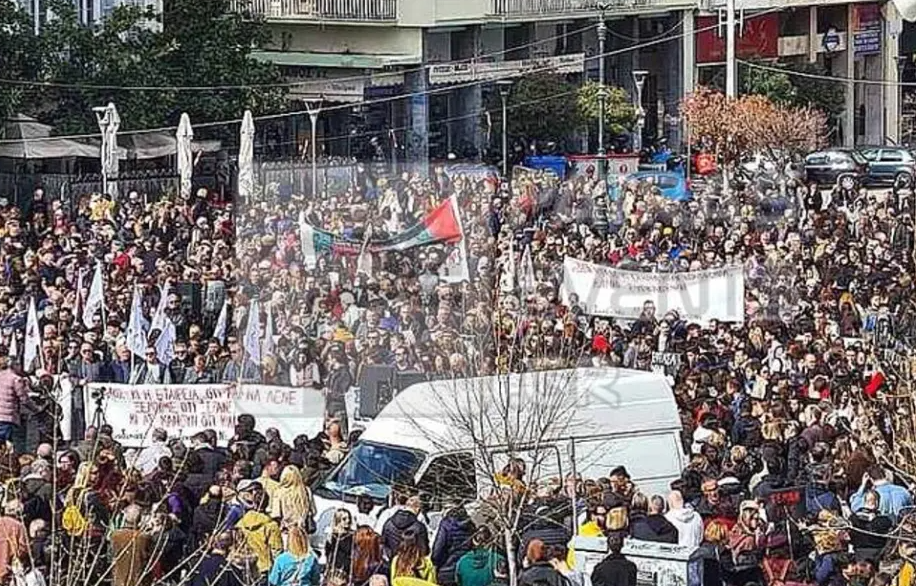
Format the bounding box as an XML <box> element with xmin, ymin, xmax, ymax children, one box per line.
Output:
<box><xmin>0</xmin><ymin>154</ymin><xmax>913</xmax><ymax>586</ymax></box>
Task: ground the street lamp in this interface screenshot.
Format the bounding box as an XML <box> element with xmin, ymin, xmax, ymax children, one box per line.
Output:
<box><xmin>305</xmin><ymin>98</ymin><xmax>322</xmax><ymax>198</ymax></box>
<box><xmin>596</xmin><ymin>3</ymin><xmax>609</xmax><ymax>155</ymax></box>
<box><xmin>632</xmin><ymin>70</ymin><xmax>649</xmax><ymax>152</ymax></box>
<box><xmin>496</xmin><ymin>79</ymin><xmax>513</xmax><ymax>178</ymax></box>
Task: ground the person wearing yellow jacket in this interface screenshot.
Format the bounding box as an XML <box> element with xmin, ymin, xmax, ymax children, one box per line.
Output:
<box><xmin>392</xmin><ymin>526</ymin><xmax>437</xmax><ymax>584</ymax></box>
<box><xmin>236</xmin><ymin>480</ymin><xmax>283</xmax><ymax>577</ymax></box>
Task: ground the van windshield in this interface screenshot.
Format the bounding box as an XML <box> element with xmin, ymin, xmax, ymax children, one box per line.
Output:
<box><xmin>315</xmin><ymin>441</ymin><xmax>425</xmax><ymax>501</ymax></box>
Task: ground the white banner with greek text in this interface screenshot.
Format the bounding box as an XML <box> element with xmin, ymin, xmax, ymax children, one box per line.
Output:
<box><xmin>85</xmin><ymin>383</ymin><xmax>326</xmax><ymax>447</ymax></box>
<box><xmin>560</xmin><ymin>257</ymin><xmax>745</xmax><ymax>324</ymax></box>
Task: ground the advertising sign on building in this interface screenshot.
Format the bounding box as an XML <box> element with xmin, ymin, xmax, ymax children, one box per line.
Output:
<box><xmin>696</xmin><ymin>13</ymin><xmax>779</xmax><ymax>63</ymax></box>
<box><xmin>428</xmin><ymin>53</ymin><xmax>585</xmax><ymax>85</ymax></box>
<box><xmin>853</xmin><ymin>3</ymin><xmax>882</xmax><ymax>55</ymax></box>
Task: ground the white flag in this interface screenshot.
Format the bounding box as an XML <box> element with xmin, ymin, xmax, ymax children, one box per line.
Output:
<box><xmin>356</xmin><ymin>225</ymin><xmax>373</xmax><ymax>277</ymax></box>
<box><xmin>212</xmin><ymin>299</ymin><xmax>229</xmax><ymax>344</ymax></box>
<box><xmin>263</xmin><ymin>302</ymin><xmax>276</xmax><ymax>358</ymax></box>
<box><xmin>82</xmin><ymin>263</ymin><xmax>105</xmax><ymax>329</ymax></box>
<box><xmin>125</xmin><ymin>287</ymin><xmax>147</xmax><ymax>358</ymax></box>
<box><xmin>151</xmin><ymin>284</ymin><xmax>174</xmax><ymax>364</ymax></box>
<box><xmin>155</xmin><ymin>316</ymin><xmax>176</xmax><ymax>365</ymax></box>
<box><xmin>299</xmin><ymin>211</ymin><xmax>318</xmax><ymax>271</ymax></box>
<box><xmin>7</xmin><ymin>333</ymin><xmax>16</xmax><ymax>359</ymax></box>
<box><xmin>23</xmin><ymin>297</ymin><xmax>41</xmax><ymax>372</ymax></box>
<box><xmin>439</xmin><ymin>195</ymin><xmax>470</xmax><ymax>284</ymax></box>
<box><xmin>243</xmin><ymin>299</ymin><xmax>261</xmax><ymax>365</ymax></box>
<box><xmin>500</xmin><ymin>236</ymin><xmax>517</xmax><ymax>293</ymax></box>
<box><xmin>519</xmin><ymin>244</ymin><xmax>536</xmax><ymax>296</ymax></box>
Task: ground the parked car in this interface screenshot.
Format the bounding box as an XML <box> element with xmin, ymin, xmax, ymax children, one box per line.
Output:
<box><xmin>804</xmin><ymin>149</ymin><xmax>869</xmax><ymax>188</ymax></box>
<box><xmin>609</xmin><ymin>170</ymin><xmax>692</xmax><ymax>202</ymax></box>
<box><xmin>858</xmin><ymin>146</ymin><xmax>916</xmax><ymax>188</ymax></box>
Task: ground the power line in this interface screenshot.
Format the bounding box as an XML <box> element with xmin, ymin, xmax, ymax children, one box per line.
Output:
<box><xmin>739</xmin><ymin>59</ymin><xmax>916</xmax><ymax>87</ymax></box>
<box><xmin>0</xmin><ymin>10</ymin><xmax>781</xmax><ymax>145</ymax></box>
<box><xmin>0</xmin><ymin>22</ymin><xmax>599</xmax><ymax>92</ymax></box>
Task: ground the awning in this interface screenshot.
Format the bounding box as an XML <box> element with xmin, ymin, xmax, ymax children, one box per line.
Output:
<box><xmin>118</xmin><ymin>132</ymin><xmax>222</xmax><ymax>160</ymax></box>
<box><xmin>252</xmin><ymin>51</ymin><xmax>420</xmax><ymax>69</ymax></box>
<box><xmin>0</xmin><ymin>114</ymin><xmax>102</xmax><ymax>159</ymax></box>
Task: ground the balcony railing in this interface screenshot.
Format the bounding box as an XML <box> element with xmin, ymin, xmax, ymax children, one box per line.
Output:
<box><xmin>491</xmin><ymin>0</ymin><xmax>650</xmax><ymax>16</ymax></box>
<box><xmin>232</xmin><ymin>0</ymin><xmax>397</xmax><ymax>21</ymax></box>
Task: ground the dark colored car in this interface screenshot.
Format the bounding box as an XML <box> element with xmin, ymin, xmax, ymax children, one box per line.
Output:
<box><xmin>859</xmin><ymin>146</ymin><xmax>916</xmax><ymax>188</ymax></box>
<box><xmin>804</xmin><ymin>149</ymin><xmax>869</xmax><ymax>188</ymax></box>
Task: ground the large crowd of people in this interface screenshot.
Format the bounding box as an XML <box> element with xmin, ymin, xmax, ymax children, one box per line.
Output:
<box><xmin>0</xmin><ymin>155</ymin><xmax>912</xmax><ymax>586</ymax></box>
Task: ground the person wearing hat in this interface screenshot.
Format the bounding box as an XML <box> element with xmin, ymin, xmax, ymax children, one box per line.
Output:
<box><xmin>235</xmin><ymin>479</ymin><xmax>282</xmax><ymax>578</ymax></box>
<box><xmin>727</xmin><ymin>500</ymin><xmax>766</xmax><ymax>585</ymax></box>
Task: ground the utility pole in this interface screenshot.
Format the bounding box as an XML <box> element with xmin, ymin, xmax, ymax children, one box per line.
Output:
<box><xmin>33</xmin><ymin>0</ymin><xmax>39</xmax><ymax>34</ymax></box>
<box><xmin>725</xmin><ymin>0</ymin><xmax>737</xmax><ymax>97</ymax></box>
<box><xmin>305</xmin><ymin>99</ymin><xmax>322</xmax><ymax>198</ymax></box>
<box><xmin>597</xmin><ymin>3</ymin><xmax>609</xmax><ymax>155</ymax></box>
<box><xmin>497</xmin><ymin>80</ymin><xmax>513</xmax><ymax>178</ymax></box>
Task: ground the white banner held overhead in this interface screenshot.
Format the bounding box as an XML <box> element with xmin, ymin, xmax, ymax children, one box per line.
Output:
<box><xmin>86</xmin><ymin>383</ymin><xmax>326</xmax><ymax>447</ymax></box>
<box><xmin>560</xmin><ymin>257</ymin><xmax>745</xmax><ymax>324</ymax></box>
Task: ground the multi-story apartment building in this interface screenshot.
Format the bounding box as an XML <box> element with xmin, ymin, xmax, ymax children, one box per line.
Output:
<box><xmin>233</xmin><ymin>0</ymin><xmax>907</xmax><ymax>166</ymax></box>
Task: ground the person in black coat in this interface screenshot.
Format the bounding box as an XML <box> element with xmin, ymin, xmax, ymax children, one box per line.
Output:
<box><xmin>518</xmin><ymin>502</ymin><xmax>572</xmax><ymax>568</ymax></box>
<box><xmin>192</xmin><ymin>431</ymin><xmax>229</xmax><ymax>477</ymax></box>
<box><xmin>849</xmin><ymin>490</ymin><xmax>893</xmax><ymax>562</ymax></box>
<box><xmin>519</xmin><ymin>539</ymin><xmax>568</xmax><ymax>586</ymax></box>
<box><xmin>189</xmin><ymin>486</ymin><xmax>227</xmax><ymax>553</ymax></box>
<box><xmin>381</xmin><ymin>497</ymin><xmax>428</xmax><ymax>559</ymax></box>
<box><xmin>189</xmin><ymin>532</ymin><xmax>244</xmax><ymax>586</ymax></box>
<box><xmin>628</xmin><ymin>494</ymin><xmax>678</xmax><ymax>544</ymax></box>
<box><xmin>591</xmin><ymin>533</ymin><xmax>637</xmax><ymax>586</ymax></box>
<box><xmin>431</xmin><ymin>504</ymin><xmax>476</xmax><ymax>586</ymax></box>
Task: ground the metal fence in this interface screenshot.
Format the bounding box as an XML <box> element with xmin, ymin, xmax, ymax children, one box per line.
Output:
<box><xmin>258</xmin><ymin>161</ymin><xmax>358</xmax><ymax>198</ymax></box>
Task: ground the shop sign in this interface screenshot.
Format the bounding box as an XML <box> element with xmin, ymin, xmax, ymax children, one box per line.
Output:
<box><xmin>428</xmin><ymin>53</ymin><xmax>585</xmax><ymax>85</ymax></box>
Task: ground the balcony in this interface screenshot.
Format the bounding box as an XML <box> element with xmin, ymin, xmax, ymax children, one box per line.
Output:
<box><xmin>491</xmin><ymin>0</ymin><xmax>653</xmax><ymax>17</ymax></box>
<box><xmin>232</xmin><ymin>0</ymin><xmax>397</xmax><ymax>22</ymax></box>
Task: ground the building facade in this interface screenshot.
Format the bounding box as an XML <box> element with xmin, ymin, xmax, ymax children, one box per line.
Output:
<box><xmin>236</xmin><ymin>0</ymin><xmax>907</xmax><ymax>164</ymax></box>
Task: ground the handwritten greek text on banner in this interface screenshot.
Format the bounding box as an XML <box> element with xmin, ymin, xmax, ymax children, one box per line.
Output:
<box><xmin>560</xmin><ymin>257</ymin><xmax>745</xmax><ymax>324</ymax></box>
<box><xmin>86</xmin><ymin>383</ymin><xmax>325</xmax><ymax>447</ymax></box>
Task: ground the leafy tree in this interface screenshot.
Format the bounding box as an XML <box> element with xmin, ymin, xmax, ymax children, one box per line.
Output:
<box><xmin>14</xmin><ymin>0</ymin><xmax>287</xmax><ymax>135</ymax></box>
<box><xmin>576</xmin><ymin>80</ymin><xmax>636</xmax><ymax>136</ymax></box>
<box><xmin>681</xmin><ymin>86</ymin><xmax>826</xmax><ymax>172</ymax></box>
<box><xmin>0</xmin><ymin>0</ymin><xmax>42</xmax><ymax>122</ymax></box>
<box><xmin>486</xmin><ymin>73</ymin><xmax>582</xmax><ymax>150</ymax></box>
<box><xmin>740</xmin><ymin>60</ymin><xmax>844</xmax><ymax>119</ymax></box>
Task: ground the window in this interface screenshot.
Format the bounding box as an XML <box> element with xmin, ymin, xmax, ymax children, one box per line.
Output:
<box><xmin>806</xmin><ymin>154</ymin><xmax>827</xmax><ymax>165</ymax></box>
<box><xmin>317</xmin><ymin>441</ymin><xmax>424</xmax><ymax>501</ymax></box>
<box><xmin>416</xmin><ymin>453</ymin><xmax>477</xmax><ymax>511</ymax></box>
<box><xmin>860</xmin><ymin>148</ymin><xmax>879</xmax><ymax>161</ymax></box>
<box><xmin>881</xmin><ymin>150</ymin><xmax>905</xmax><ymax>162</ymax></box>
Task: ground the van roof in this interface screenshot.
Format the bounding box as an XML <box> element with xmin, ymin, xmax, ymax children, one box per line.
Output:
<box><xmin>360</xmin><ymin>367</ymin><xmax>681</xmax><ymax>455</ymax></box>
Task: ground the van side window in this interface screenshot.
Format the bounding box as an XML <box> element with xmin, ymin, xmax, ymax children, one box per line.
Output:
<box><xmin>417</xmin><ymin>453</ymin><xmax>477</xmax><ymax>511</ymax></box>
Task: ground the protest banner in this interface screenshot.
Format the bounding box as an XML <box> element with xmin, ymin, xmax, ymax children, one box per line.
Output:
<box><xmin>651</xmin><ymin>352</ymin><xmax>682</xmax><ymax>376</ymax></box>
<box><xmin>86</xmin><ymin>383</ymin><xmax>325</xmax><ymax>447</ymax></box>
<box><xmin>560</xmin><ymin>257</ymin><xmax>745</xmax><ymax>323</ymax></box>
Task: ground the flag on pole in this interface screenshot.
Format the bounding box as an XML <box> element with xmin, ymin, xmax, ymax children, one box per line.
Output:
<box><xmin>151</xmin><ymin>285</ymin><xmax>175</xmax><ymax>364</ymax></box>
<box><xmin>23</xmin><ymin>297</ymin><xmax>42</xmax><ymax>372</ymax></box>
<box><xmin>212</xmin><ymin>299</ymin><xmax>229</xmax><ymax>345</ymax></box>
<box><xmin>243</xmin><ymin>299</ymin><xmax>261</xmax><ymax>365</ymax></box>
<box><xmin>126</xmin><ymin>287</ymin><xmax>147</xmax><ymax>358</ymax></box>
<box><xmin>74</xmin><ymin>268</ymin><xmax>85</xmax><ymax>324</ymax></box>
<box><xmin>500</xmin><ymin>236</ymin><xmax>517</xmax><ymax>293</ymax></box>
<box><xmin>439</xmin><ymin>195</ymin><xmax>470</xmax><ymax>284</ymax></box>
<box><xmin>7</xmin><ymin>333</ymin><xmax>16</xmax><ymax>360</ymax></box>
<box><xmin>299</xmin><ymin>211</ymin><xmax>318</xmax><ymax>271</ymax></box>
<box><xmin>356</xmin><ymin>226</ymin><xmax>374</xmax><ymax>277</ymax></box>
<box><xmin>263</xmin><ymin>302</ymin><xmax>276</xmax><ymax>358</ymax></box>
<box><xmin>519</xmin><ymin>244</ymin><xmax>536</xmax><ymax>296</ymax></box>
<box><xmin>82</xmin><ymin>263</ymin><xmax>105</xmax><ymax>329</ymax></box>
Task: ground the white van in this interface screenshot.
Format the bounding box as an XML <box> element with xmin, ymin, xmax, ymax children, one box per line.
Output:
<box><xmin>311</xmin><ymin>367</ymin><xmax>685</xmax><ymax>542</ymax></box>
